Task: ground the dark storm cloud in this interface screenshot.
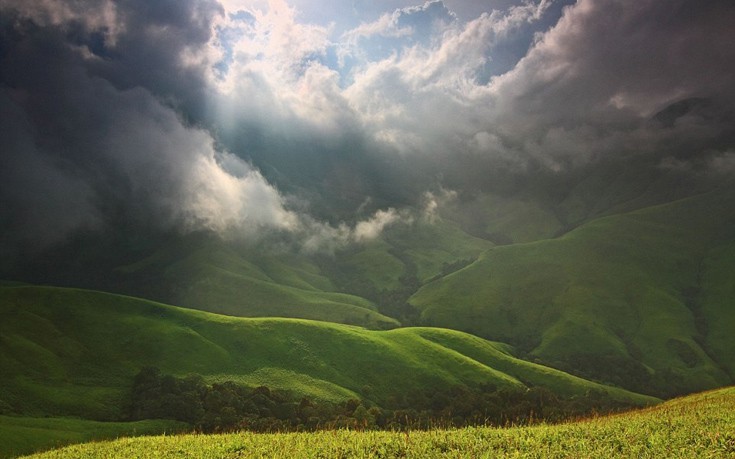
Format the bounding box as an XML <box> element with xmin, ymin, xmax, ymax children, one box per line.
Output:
<box><xmin>0</xmin><ymin>0</ymin><xmax>301</xmax><ymax>257</ymax></box>
<box><xmin>0</xmin><ymin>0</ymin><xmax>418</xmax><ymax>263</ymax></box>
<box><xmin>81</xmin><ymin>0</ymin><xmax>223</xmax><ymax>119</ymax></box>
<box><xmin>340</xmin><ymin>0</ymin><xmax>735</xmax><ymax>178</ymax></box>
<box><xmin>1</xmin><ymin>0</ymin><xmax>734</xmax><ymax>263</ymax></box>
<box><xmin>493</xmin><ymin>0</ymin><xmax>735</xmax><ymax>127</ymax></box>
<box><xmin>480</xmin><ymin>0</ymin><xmax>735</xmax><ymax>173</ymax></box>
<box><xmin>0</xmin><ymin>0</ymin><xmax>222</xmax><ymax>114</ymax></box>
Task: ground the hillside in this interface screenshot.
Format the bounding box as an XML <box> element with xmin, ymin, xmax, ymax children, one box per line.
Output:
<box><xmin>0</xmin><ymin>285</ymin><xmax>655</xmax><ymax>421</ymax></box>
<box><xmin>112</xmin><ymin>235</ymin><xmax>399</xmax><ymax>329</ymax></box>
<box><xmin>3</xmin><ymin>181</ymin><xmax>734</xmax><ymax>402</ymax></box>
<box><xmin>21</xmin><ymin>387</ymin><xmax>735</xmax><ymax>458</ymax></box>
<box><xmin>410</xmin><ymin>188</ymin><xmax>735</xmax><ymax>397</ymax></box>
<box><xmin>26</xmin><ymin>217</ymin><xmax>491</xmax><ymax>330</ymax></box>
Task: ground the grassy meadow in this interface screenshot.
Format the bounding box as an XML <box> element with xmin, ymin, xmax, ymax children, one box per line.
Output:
<box><xmin>3</xmin><ymin>185</ymin><xmax>733</xmax><ymax>458</ymax></box>
<box><xmin>19</xmin><ymin>386</ymin><xmax>735</xmax><ymax>458</ymax></box>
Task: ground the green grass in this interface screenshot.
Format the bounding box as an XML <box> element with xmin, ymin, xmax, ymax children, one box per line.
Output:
<box><xmin>116</xmin><ymin>237</ymin><xmax>398</xmax><ymax>329</ymax></box>
<box><xmin>443</xmin><ymin>193</ymin><xmax>564</xmax><ymax>244</ymax></box>
<box><xmin>0</xmin><ymin>285</ymin><xmax>654</xmax><ymax>423</ymax></box>
<box><xmin>411</xmin><ymin>189</ymin><xmax>735</xmax><ymax>395</ymax></box>
<box><xmin>699</xmin><ymin>241</ymin><xmax>735</xmax><ymax>380</ymax></box>
<box><xmin>386</xmin><ymin>218</ymin><xmax>494</xmax><ymax>283</ymax></box>
<box><xmin>344</xmin><ymin>241</ymin><xmax>406</xmax><ymax>291</ymax></box>
<box><xmin>335</xmin><ymin>218</ymin><xmax>493</xmax><ymax>291</ymax></box>
<box><xmin>0</xmin><ymin>416</ymin><xmax>186</xmax><ymax>459</ymax></box>
<box><xmin>21</xmin><ymin>387</ymin><xmax>735</xmax><ymax>459</ymax></box>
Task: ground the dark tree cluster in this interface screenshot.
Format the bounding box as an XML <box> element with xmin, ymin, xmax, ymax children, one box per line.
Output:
<box><xmin>129</xmin><ymin>368</ymin><xmax>633</xmax><ymax>433</ymax></box>
<box><xmin>426</xmin><ymin>258</ymin><xmax>475</xmax><ymax>283</ymax></box>
<box><xmin>555</xmin><ymin>353</ymin><xmax>697</xmax><ymax>399</ymax></box>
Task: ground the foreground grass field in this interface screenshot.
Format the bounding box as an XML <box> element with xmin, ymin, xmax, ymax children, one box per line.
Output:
<box><xmin>0</xmin><ymin>417</ymin><xmax>185</xmax><ymax>459</ymax></box>
<box><xmin>22</xmin><ymin>386</ymin><xmax>735</xmax><ymax>458</ymax></box>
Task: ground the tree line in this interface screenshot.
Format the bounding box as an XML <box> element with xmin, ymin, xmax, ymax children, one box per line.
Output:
<box><xmin>128</xmin><ymin>367</ymin><xmax>634</xmax><ymax>433</ymax></box>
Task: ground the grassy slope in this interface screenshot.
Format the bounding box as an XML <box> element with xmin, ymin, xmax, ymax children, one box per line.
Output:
<box><xmin>441</xmin><ymin>193</ymin><xmax>564</xmax><ymax>244</ymax></box>
<box><xmin>0</xmin><ymin>286</ymin><xmax>654</xmax><ymax>422</ymax></box>
<box><xmin>335</xmin><ymin>218</ymin><xmax>493</xmax><ymax>292</ymax></box>
<box><xmin>0</xmin><ymin>417</ymin><xmax>186</xmax><ymax>459</ymax></box>
<box><xmin>116</xmin><ymin>237</ymin><xmax>399</xmax><ymax>329</ymax></box>
<box><xmin>438</xmin><ymin>160</ymin><xmax>720</xmax><ymax>247</ymax></box>
<box><xmin>23</xmin><ymin>387</ymin><xmax>735</xmax><ymax>459</ymax></box>
<box><xmin>411</xmin><ymin>189</ymin><xmax>735</xmax><ymax>395</ymax></box>
<box><xmin>394</xmin><ymin>218</ymin><xmax>494</xmax><ymax>283</ymax></box>
<box><xmin>700</xmin><ymin>241</ymin><xmax>735</xmax><ymax>380</ymax></box>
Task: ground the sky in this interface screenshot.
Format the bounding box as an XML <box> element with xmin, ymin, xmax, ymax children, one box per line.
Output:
<box><xmin>1</xmin><ymin>0</ymin><xmax>734</xmax><ymax>259</ymax></box>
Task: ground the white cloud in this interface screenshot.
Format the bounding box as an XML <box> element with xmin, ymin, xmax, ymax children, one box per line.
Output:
<box><xmin>3</xmin><ymin>0</ymin><xmax>734</xmax><ymax>255</ymax></box>
<box><xmin>206</xmin><ymin>0</ymin><xmax>568</xmax><ymax>163</ymax></box>
<box><xmin>422</xmin><ymin>189</ymin><xmax>457</xmax><ymax>223</ymax></box>
<box><xmin>299</xmin><ymin>207</ymin><xmax>413</xmax><ymax>253</ymax></box>
<box><xmin>61</xmin><ymin>79</ymin><xmax>301</xmax><ymax>238</ymax></box>
<box><xmin>343</xmin><ymin>1</ymin><xmax>456</xmax><ymax>44</ymax></box>
<box><xmin>343</xmin><ymin>11</ymin><xmax>414</xmax><ymax>42</ymax></box>
<box><xmin>337</xmin><ymin>1</ymin><xmax>554</xmax><ymax>157</ymax></box>
<box><xmin>353</xmin><ymin>208</ymin><xmax>406</xmax><ymax>241</ymax></box>
<box><xmin>211</xmin><ymin>0</ymin><xmax>360</xmax><ymax>140</ymax></box>
<box><xmin>180</xmin><ymin>151</ymin><xmax>300</xmax><ymax>235</ymax></box>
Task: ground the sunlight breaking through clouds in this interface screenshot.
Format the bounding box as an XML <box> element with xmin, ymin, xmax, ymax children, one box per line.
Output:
<box><xmin>1</xmin><ymin>0</ymin><xmax>734</xmax><ymax>252</ymax></box>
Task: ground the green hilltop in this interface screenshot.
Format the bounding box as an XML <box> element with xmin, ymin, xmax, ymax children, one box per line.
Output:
<box><xmin>107</xmin><ymin>217</ymin><xmax>491</xmax><ymax>329</ymax></box>
<box><xmin>113</xmin><ymin>236</ymin><xmax>399</xmax><ymax>329</ymax></box>
<box><xmin>0</xmin><ymin>285</ymin><xmax>654</xmax><ymax>418</ymax></box>
<box><xmin>410</xmin><ymin>188</ymin><xmax>735</xmax><ymax>397</ymax></box>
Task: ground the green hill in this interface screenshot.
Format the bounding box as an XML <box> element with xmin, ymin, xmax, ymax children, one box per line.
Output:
<box><xmin>438</xmin><ymin>192</ymin><xmax>564</xmax><ymax>244</ymax></box>
<box><xmin>113</xmin><ymin>236</ymin><xmax>399</xmax><ymax>329</ymax></box>
<box><xmin>410</xmin><ymin>189</ymin><xmax>735</xmax><ymax>396</ymax></box>
<box><xmin>21</xmin><ymin>387</ymin><xmax>735</xmax><ymax>459</ymax></box>
<box><xmin>104</xmin><ymin>216</ymin><xmax>491</xmax><ymax>330</ymax></box>
<box><xmin>313</xmin><ymin>217</ymin><xmax>492</xmax><ymax>324</ymax></box>
<box><xmin>0</xmin><ymin>285</ymin><xmax>654</xmax><ymax>422</ymax></box>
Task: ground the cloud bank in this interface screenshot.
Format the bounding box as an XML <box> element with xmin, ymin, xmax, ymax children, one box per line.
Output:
<box><xmin>1</xmin><ymin>0</ymin><xmax>733</xmax><ymax>259</ymax></box>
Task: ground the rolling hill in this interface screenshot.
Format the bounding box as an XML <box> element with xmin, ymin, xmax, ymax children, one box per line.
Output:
<box><xmin>2</xmin><ymin>157</ymin><xmax>734</xmax><ymax>417</ymax></box>
<box><xmin>0</xmin><ymin>285</ymin><xmax>655</xmax><ymax>422</ymax></box>
<box><xmin>410</xmin><ymin>188</ymin><xmax>735</xmax><ymax>397</ymax></box>
<box><xmin>112</xmin><ymin>235</ymin><xmax>399</xmax><ymax>329</ymax></box>
<box><xmin>57</xmin><ymin>217</ymin><xmax>491</xmax><ymax>330</ymax></box>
